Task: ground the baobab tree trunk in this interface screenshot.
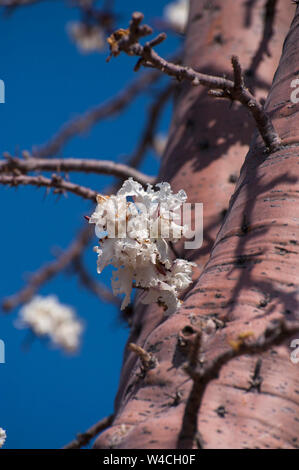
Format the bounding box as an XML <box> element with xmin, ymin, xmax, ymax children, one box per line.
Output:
<box><xmin>95</xmin><ymin>1</ymin><xmax>299</xmax><ymax>449</ymax></box>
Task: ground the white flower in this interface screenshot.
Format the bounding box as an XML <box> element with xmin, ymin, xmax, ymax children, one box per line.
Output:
<box><xmin>164</xmin><ymin>0</ymin><xmax>189</xmax><ymax>33</ymax></box>
<box><xmin>89</xmin><ymin>178</ymin><xmax>196</xmax><ymax>314</ymax></box>
<box><xmin>0</xmin><ymin>428</ymin><xmax>6</xmax><ymax>448</ymax></box>
<box><xmin>67</xmin><ymin>22</ymin><xmax>105</xmax><ymax>54</ymax></box>
<box><xmin>17</xmin><ymin>296</ymin><xmax>83</xmax><ymax>352</ymax></box>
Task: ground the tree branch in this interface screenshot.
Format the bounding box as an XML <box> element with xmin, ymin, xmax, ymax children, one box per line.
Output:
<box><xmin>73</xmin><ymin>255</ymin><xmax>120</xmax><ymax>307</ymax></box>
<box><xmin>128</xmin><ymin>342</ymin><xmax>157</xmax><ymax>374</ymax></box>
<box><xmin>128</xmin><ymin>83</ymin><xmax>174</xmax><ymax>169</ymax></box>
<box><xmin>1</xmin><ymin>100</ymin><xmax>156</xmax><ymax>315</ymax></box>
<box><xmin>0</xmin><ymin>155</ymin><xmax>154</xmax><ymax>186</ymax></box>
<box><xmin>63</xmin><ymin>414</ymin><xmax>114</xmax><ymax>449</ymax></box>
<box><xmin>32</xmin><ymin>69</ymin><xmax>162</xmax><ymax>158</ymax></box>
<box><xmin>0</xmin><ymin>0</ymin><xmax>42</xmax><ymax>8</ymax></box>
<box><xmin>0</xmin><ymin>173</ymin><xmax>98</xmax><ymax>201</ymax></box>
<box><xmin>107</xmin><ymin>12</ymin><xmax>282</xmax><ymax>152</ymax></box>
<box><xmin>2</xmin><ymin>226</ymin><xmax>92</xmax><ymax>312</ymax></box>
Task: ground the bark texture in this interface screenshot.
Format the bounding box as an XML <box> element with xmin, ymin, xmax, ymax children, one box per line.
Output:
<box><xmin>95</xmin><ymin>0</ymin><xmax>299</xmax><ymax>449</ymax></box>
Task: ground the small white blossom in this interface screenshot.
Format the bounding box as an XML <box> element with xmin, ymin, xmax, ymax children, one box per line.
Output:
<box><xmin>67</xmin><ymin>22</ymin><xmax>105</xmax><ymax>54</ymax></box>
<box><xmin>164</xmin><ymin>0</ymin><xmax>189</xmax><ymax>33</ymax></box>
<box><xmin>18</xmin><ymin>296</ymin><xmax>83</xmax><ymax>353</ymax></box>
<box><xmin>89</xmin><ymin>178</ymin><xmax>196</xmax><ymax>314</ymax></box>
<box><xmin>0</xmin><ymin>428</ymin><xmax>6</xmax><ymax>448</ymax></box>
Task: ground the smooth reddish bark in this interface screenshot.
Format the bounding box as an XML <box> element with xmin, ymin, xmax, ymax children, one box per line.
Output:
<box><xmin>95</xmin><ymin>1</ymin><xmax>298</xmax><ymax>449</ymax></box>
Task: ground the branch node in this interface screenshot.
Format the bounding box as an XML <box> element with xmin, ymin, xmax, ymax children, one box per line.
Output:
<box><xmin>128</xmin><ymin>342</ymin><xmax>157</xmax><ymax>373</ymax></box>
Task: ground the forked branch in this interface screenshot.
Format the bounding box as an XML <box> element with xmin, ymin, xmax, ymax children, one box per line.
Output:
<box><xmin>107</xmin><ymin>12</ymin><xmax>282</xmax><ymax>152</ymax></box>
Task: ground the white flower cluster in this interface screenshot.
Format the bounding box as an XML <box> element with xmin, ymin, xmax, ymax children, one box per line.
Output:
<box><xmin>164</xmin><ymin>0</ymin><xmax>189</xmax><ymax>33</ymax></box>
<box><xmin>0</xmin><ymin>428</ymin><xmax>6</xmax><ymax>448</ymax></box>
<box><xmin>18</xmin><ymin>296</ymin><xmax>83</xmax><ymax>353</ymax></box>
<box><xmin>67</xmin><ymin>22</ymin><xmax>105</xmax><ymax>54</ymax></box>
<box><xmin>89</xmin><ymin>178</ymin><xmax>195</xmax><ymax>314</ymax></box>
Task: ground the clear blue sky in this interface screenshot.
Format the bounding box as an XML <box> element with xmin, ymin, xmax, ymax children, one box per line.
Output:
<box><xmin>0</xmin><ymin>0</ymin><xmax>180</xmax><ymax>448</ymax></box>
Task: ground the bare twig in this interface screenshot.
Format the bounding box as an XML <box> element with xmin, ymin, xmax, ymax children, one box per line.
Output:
<box><xmin>128</xmin><ymin>342</ymin><xmax>157</xmax><ymax>373</ymax></box>
<box><xmin>33</xmin><ymin>69</ymin><xmax>162</xmax><ymax>158</ymax></box>
<box><xmin>0</xmin><ymin>173</ymin><xmax>98</xmax><ymax>201</ymax></box>
<box><xmin>231</xmin><ymin>55</ymin><xmax>244</xmax><ymax>90</ymax></box>
<box><xmin>63</xmin><ymin>414</ymin><xmax>114</xmax><ymax>449</ymax></box>
<box><xmin>0</xmin><ymin>155</ymin><xmax>154</xmax><ymax>186</ymax></box>
<box><xmin>128</xmin><ymin>83</ymin><xmax>174</xmax><ymax>169</ymax></box>
<box><xmin>0</xmin><ymin>0</ymin><xmax>42</xmax><ymax>8</ymax></box>
<box><xmin>73</xmin><ymin>255</ymin><xmax>120</xmax><ymax>306</ymax></box>
<box><xmin>177</xmin><ymin>319</ymin><xmax>299</xmax><ymax>448</ymax></box>
<box><xmin>2</xmin><ymin>226</ymin><xmax>92</xmax><ymax>312</ymax></box>
<box><xmin>107</xmin><ymin>12</ymin><xmax>282</xmax><ymax>152</ymax></box>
